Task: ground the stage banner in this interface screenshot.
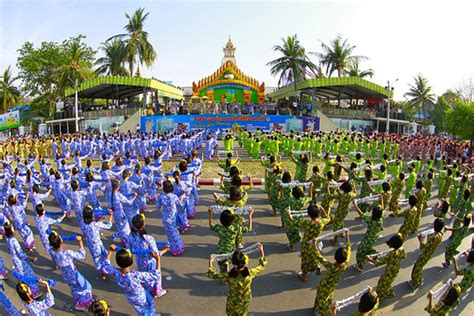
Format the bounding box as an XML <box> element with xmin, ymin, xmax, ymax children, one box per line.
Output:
<box><xmin>141</xmin><ymin>114</ymin><xmax>320</xmax><ymax>133</ymax></box>
<box><xmin>0</xmin><ymin>110</ymin><xmax>20</xmax><ymax>131</ymax></box>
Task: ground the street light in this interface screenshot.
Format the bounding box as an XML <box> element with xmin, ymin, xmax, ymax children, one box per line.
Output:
<box><xmin>74</xmin><ymin>79</ymin><xmax>79</xmax><ymax>133</ymax></box>
<box><xmin>384</xmin><ymin>79</ymin><xmax>398</xmax><ymax>134</ymax></box>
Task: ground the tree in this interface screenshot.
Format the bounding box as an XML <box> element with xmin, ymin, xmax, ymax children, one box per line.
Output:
<box><xmin>267</xmin><ymin>34</ymin><xmax>318</xmax><ymax>87</ymax></box>
<box><xmin>110</xmin><ymin>8</ymin><xmax>157</xmax><ymax>76</ymax></box>
<box><xmin>429</xmin><ymin>96</ymin><xmax>451</xmax><ymax>132</ymax></box>
<box><xmin>0</xmin><ymin>66</ymin><xmax>21</xmax><ymax>113</ymax></box>
<box><xmin>57</xmin><ymin>35</ymin><xmax>96</xmax><ymax>95</ymax></box>
<box><xmin>445</xmin><ymin>100</ymin><xmax>474</xmax><ymax>142</ymax></box>
<box><xmin>16</xmin><ymin>35</ymin><xmax>95</xmax><ymax>118</ymax></box>
<box><xmin>404</xmin><ymin>74</ymin><xmax>436</xmax><ymax>123</ymax></box>
<box><xmin>346</xmin><ymin>59</ymin><xmax>374</xmax><ymax>78</ymax></box>
<box><xmin>95</xmin><ymin>39</ymin><xmax>129</xmax><ymax>76</ymax></box>
<box><xmin>313</xmin><ymin>35</ymin><xmax>367</xmax><ymax>77</ymax></box>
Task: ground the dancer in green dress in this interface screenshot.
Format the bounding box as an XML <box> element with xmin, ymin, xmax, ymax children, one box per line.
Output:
<box><xmin>453</xmin><ymin>248</ymin><xmax>474</xmax><ymax>293</ymax></box>
<box><xmin>208</xmin><ymin>208</ymin><xmax>254</xmax><ymax>272</ymax></box>
<box><xmin>284</xmin><ymin>186</ymin><xmax>311</xmax><ymax>251</ymax></box>
<box><xmin>207</xmin><ymin>244</ymin><xmax>267</xmax><ymax>316</ymax></box>
<box><xmin>358</xmin><ymin>168</ymin><xmax>375</xmax><ymax>215</ymax></box>
<box><xmin>289</xmin><ymin>151</ymin><xmax>310</xmax><ymax>183</ymax></box>
<box><xmin>308</xmin><ymin>165</ymin><xmax>323</xmax><ymax>201</ymax></box>
<box><xmin>443</xmin><ymin>214</ymin><xmax>472</xmax><ymax>267</ymax></box>
<box><xmin>395</xmin><ymin>195</ymin><xmax>418</xmax><ymax>241</ymax></box>
<box><xmin>330</xmin><ymin>181</ymin><xmax>357</xmax><ymax>243</ymax></box>
<box><xmin>389</xmin><ymin>172</ymin><xmax>405</xmax><ymax>216</ymax></box>
<box><xmin>353</xmin><ymin>202</ymin><xmax>384</xmax><ymax>272</ymax></box>
<box><xmin>404</xmin><ymin>166</ymin><xmax>417</xmax><ymax>199</ymax></box>
<box><xmin>367</xmin><ymin>233</ymin><xmax>406</xmax><ymax>301</ymax></box>
<box><xmin>409</xmin><ymin>218</ymin><xmax>445</xmax><ymax>289</ymax></box>
<box><xmin>313</xmin><ymin>230</ymin><xmax>351</xmax><ymax>316</ymax></box>
<box><xmin>425</xmin><ymin>284</ymin><xmax>460</xmax><ymax>316</ymax></box>
<box><xmin>413</xmin><ymin>180</ymin><xmax>427</xmax><ymax>234</ymax></box>
<box><xmin>290</xmin><ymin>204</ymin><xmax>330</xmax><ymax>281</ymax></box>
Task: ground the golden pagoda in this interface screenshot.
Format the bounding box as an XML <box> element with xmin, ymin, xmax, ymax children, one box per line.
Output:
<box><xmin>192</xmin><ymin>37</ymin><xmax>265</xmax><ymax>105</ymax></box>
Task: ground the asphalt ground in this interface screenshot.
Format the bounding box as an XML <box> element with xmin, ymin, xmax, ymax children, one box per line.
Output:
<box><xmin>0</xmin><ymin>181</ymin><xmax>472</xmax><ymax>316</ymax></box>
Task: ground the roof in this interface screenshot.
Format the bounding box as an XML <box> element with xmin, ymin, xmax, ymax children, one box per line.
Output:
<box><xmin>269</xmin><ymin>77</ymin><xmax>392</xmax><ymax>100</ymax></box>
<box><xmin>65</xmin><ymin>76</ymin><xmax>184</xmax><ymax>100</ymax></box>
<box><xmin>192</xmin><ymin>60</ymin><xmax>265</xmax><ymax>95</ymax></box>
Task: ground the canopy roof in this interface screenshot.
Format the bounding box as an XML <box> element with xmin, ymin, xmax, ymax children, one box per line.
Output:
<box><xmin>65</xmin><ymin>76</ymin><xmax>184</xmax><ymax>100</ymax></box>
<box><xmin>269</xmin><ymin>77</ymin><xmax>391</xmax><ymax>101</ymax></box>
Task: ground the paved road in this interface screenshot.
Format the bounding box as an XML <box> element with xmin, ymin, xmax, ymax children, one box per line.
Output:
<box><xmin>0</xmin><ymin>182</ymin><xmax>472</xmax><ymax>316</ymax></box>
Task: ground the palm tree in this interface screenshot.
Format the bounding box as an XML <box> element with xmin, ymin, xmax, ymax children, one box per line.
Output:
<box><xmin>110</xmin><ymin>8</ymin><xmax>157</xmax><ymax>76</ymax></box>
<box><xmin>0</xmin><ymin>66</ymin><xmax>21</xmax><ymax>113</ymax></box>
<box><xmin>95</xmin><ymin>40</ymin><xmax>129</xmax><ymax>76</ymax></box>
<box><xmin>313</xmin><ymin>35</ymin><xmax>367</xmax><ymax>77</ymax></box>
<box><xmin>267</xmin><ymin>34</ymin><xmax>318</xmax><ymax>87</ymax></box>
<box><xmin>404</xmin><ymin>74</ymin><xmax>436</xmax><ymax>123</ymax></box>
<box><xmin>347</xmin><ymin>59</ymin><xmax>374</xmax><ymax>78</ymax></box>
<box><xmin>58</xmin><ymin>39</ymin><xmax>95</xmax><ymax>95</ymax></box>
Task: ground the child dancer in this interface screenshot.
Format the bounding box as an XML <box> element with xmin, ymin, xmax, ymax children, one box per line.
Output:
<box><xmin>208</xmin><ymin>208</ymin><xmax>253</xmax><ymax>272</ymax></box>
<box><xmin>3</xmin><ymin>221</ymin><xmax>40</xmax><ymax>299</ymax></box>
<box><xmin>102</xmin><ymin>245</ymin><xmax>160</xmax><ymax>315</ymax></box>
<box><xmin>443</xmin><ymin>214</ymin><xmax>472</xmax><ymax>267</ymax></box>
<box><xmin>156</xmin><ymin>180</ymin><xmax>185</xmax><ymax>256</ymax></box>
<box><xmin>6</xmin><ymin>194</ymin><xmax>35</xmax><ymax>251</ymax></box>
<box><xmin>16</xmin><ymin>280</ymin><xmax>55</xmax><ymax>315</ymax></box>
<box><xmin>409</xmin><ymin>218</ymin><xmax>445</xmax><ymax>289</ymax></box>
<box><xmin>453</xmin><ymin>248</ymin><xmax>474</xmax><ymax>293</ymax></box>
<box><xmin>126</xmin><ymin>214</ymin><xmax>168</xmax><ymax>298</ymax></box>
<box><xmin>207</xmin><ymin>244</ymin><xmax>267</xmax><ymax>316</ymax></box>
<box><xmin>367</xmin><ymin>233</ymin><xmax>406</xmax><ymax>301</ymax></box>
<box><xmin>82</xmin><ymin>205</ymin><xmax>113</xmax><ymax>277</ymax></box>
<box><xmin>289</xmin><ymin>204</ymin><xmax>330</xmax><ymax>281</ymax></box>
<box><xmin>48</xmin><ymin>231</ymin><xmax>93</xmax><ymax>310</ymax></box>
<box><xmin>313</xmin><ymin>230</ymin><xmax>351</xmax><ymax>315</ymax></box>
<box><xmin>35</xmin><ymin>204</ymin><xmax>66</xmax><ymax>257</ymax></box>
<box><xmin>353</xmin><ymin>203</ymin><xmax>384</xmax><ymax>272</ymax></box>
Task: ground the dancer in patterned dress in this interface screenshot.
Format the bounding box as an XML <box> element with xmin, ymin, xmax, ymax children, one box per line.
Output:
<box><xmin>453</xmin><ymin>248</ymin><xmax>474</xmax><ymax>293</ymax></box>
<box><xmin>313</xmin><ymin>230</ymin><xmax>351</xmax><ymax>316</ymax></box>
<box><xmin>389</xmin><ymin>172</ymin><xmax>405</xmax><ymax>216</ymax></box>
<box><xmin>207</xmin><ymin>244</ymin><xmax>267</xmax><ymax>316</ymax></box>
<box><xmin>3</xmin><ymin>221</ymin><xmax>40</xmax><ymax>299</ymax></box>
<box><xmin>409</xmin><ymin>218</ymin><xmax>444</xmax><ymax>289</ymax></box>
<box><xmin>443</xmin><ymin>214</ymin><xmax>472</xmax><ymax>267</ymax></box>
<box><xmin>290</xmin><ymin>204</ymin><xmax>330</xmax><ymax>281</ymax></box>
<box><xmin>330</xmin><ymin>181</ymin><xmax>357</xmax><ymax>243</ymax></box>
<box><xmin>48</xmin><ymin>231</ymin><xmax>93</xmax><ymax>310</ymax></box>
<box><xmin>16</xmin><ymin>280</ymin><xmax>55</xmax><ymax>315</ymax></box>
<box><xmin>156</xmin><ymin>180</ymin><xmax>185</xmax><ymax>256</ymax></box>
<box><xmin>395</xmin><ymin>195</ymin><xmax>418</xmax><ymax>241</ymax></box>
<box><xmin>425</xmin><ymin>285</ymin><xmax>460</xmax><ymax>315</ymax></box>
<box><xmin>102</xmin><ymin>245</ymin><xmax>160</xmax><ymax>315</ymax></box>
<box><xmin>367</xmin><ymin>234</ymin><xmax>406</xmax><ymax>301</ymax></box>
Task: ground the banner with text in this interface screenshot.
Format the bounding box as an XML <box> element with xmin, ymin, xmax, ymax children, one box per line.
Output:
<box><xmin>141</xmin><ymin>114</ymin><xmax>320</xmax><ymax>133</ymax></box>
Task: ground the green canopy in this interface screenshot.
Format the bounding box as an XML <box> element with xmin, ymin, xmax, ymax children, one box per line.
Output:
<box><xmin>65</xmin><ymin>76</ymin><xmax>184</xmax><ymax>100</ymax></box>
<box><xmin>269</xmin><ymin>77</ymin><xmax>391</xmax><ymax>100</ymax></box>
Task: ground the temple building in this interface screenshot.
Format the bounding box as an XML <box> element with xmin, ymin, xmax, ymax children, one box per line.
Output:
<box><xmin>190</xmin><ymin>37</ymin><xmax>266</xmax><ymax>105</ymax></box>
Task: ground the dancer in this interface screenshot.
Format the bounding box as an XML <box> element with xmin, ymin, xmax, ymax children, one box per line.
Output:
<box><xmin>207</xmin><ymin>244</ymin><xmax>267</xmax><ymax>316</ymax></box>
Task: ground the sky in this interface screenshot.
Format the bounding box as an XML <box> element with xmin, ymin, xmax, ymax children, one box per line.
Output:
<box><xmin>1</xmin><ymin>0</ymin><xmax>473</xmax><ymax>99</ymax></box>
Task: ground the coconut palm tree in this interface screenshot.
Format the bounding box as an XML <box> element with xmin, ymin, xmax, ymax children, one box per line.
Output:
<box><xmin>347</xmin><ymin>59</ymin><xmax>374</xmax><ymax>78</ymax></box>
<box><xmin>404</xmin><ymin>74</ymin><xmax>436</xmax><ymax>122</ymax></box>
<box><xmin>0</xmin><ymin>66</ymin><xmax>21</xmax><ymax>113</ymax></box>
<box><xmin>110</xmin><ymin>8</ymin><xmax>157</xmax><ymax>77</ymax></box>
<box><xmin>313</xmin><ymin>35</ymin><xmax>367</xmax><ymax>77</ymax></box>
<box><xmin>58</xmin><ymin>38</ymin><xmax>95</xmax><ymax>95</ymax></box>
<box><xmin>267</xmin><ymin>34</ymin><xmax>318</xmax><ymax>87</ymax></box>
<box><xmin>95</xmin><ymin>40</ymin><xmax>129</xmax><ymax>76</ymax></box>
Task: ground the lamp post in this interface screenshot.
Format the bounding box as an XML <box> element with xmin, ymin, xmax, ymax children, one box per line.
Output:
<box><xmin>74</xmin><ymin>79</ymin><xmax>79</xmax><ymax>133</ymax></box>
<box><xmin>384</xmin><ymin>79</ymin><xmax>398</xmax><ymax>134</ymax></box>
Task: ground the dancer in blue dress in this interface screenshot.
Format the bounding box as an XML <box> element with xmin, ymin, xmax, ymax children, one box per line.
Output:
<box><xmin>126</xmin><ymin>214</ymin><xmax>168</xmax><ymax>297</ymax></box>
<box><xmin>48</xmin><ymin>231</ymin><xmax>93</xmax><ymax>310</ymax></box>
<box><xmin>16</xmin><ymin>280</ymin><xmax>55</xmax><ymax>316</ymax></box>
<box><xmin>81</xmin><ymin>205</ymin><xmax>113</xmax><ymax>277</ymax></box>
<box><xmin>156</xmin><ymin>180</ymin><xmax>186</xmax><ymax>256</ymax></box>
<box><xmin>102</xmin><ymin>245</ymin><xmax>160</xmax><ymax>315</ymax></box>
<box><xmin>3</xmin><ymin>221</ymin><xmax>41</xmax><ymax>299</ymax></box>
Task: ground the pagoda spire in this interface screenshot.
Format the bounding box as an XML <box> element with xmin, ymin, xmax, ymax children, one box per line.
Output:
<box><xmin>221</xmin><ymin>36</ymin><xmax>236</xmax><ymax>65</ymax></box>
